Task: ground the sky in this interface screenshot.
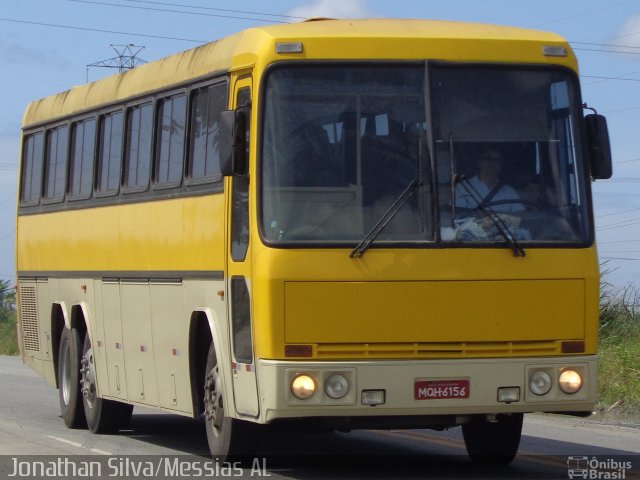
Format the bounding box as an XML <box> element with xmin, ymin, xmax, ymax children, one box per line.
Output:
<box><xmin>1</xmin><ymin>0</ymin><xmax>639</xmax><ymax>291</ymax></box>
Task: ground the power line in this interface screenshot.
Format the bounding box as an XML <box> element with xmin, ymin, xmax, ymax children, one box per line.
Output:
<box><xmin>581</xmin><ymin>75</ymin><xmax>640</xmax><ymax>82</ymax></box>
<box><xmin>534</xmin><ymin>0</ymin><xmax>636</xmax><ymax>27</ymax></box>
<box><xmin>68</xmin><ymin>0</ymin><xmax>286</xmax><ymax>24</ymax></box>
<box><xmin>599</xmin><ymin>238</ymin><xmax>640</xmax><ymax>244</ymax></box>
<box><xmin>602</xmin><ymin>106</ymin><xmax>640</xmax><ymax>114</ymax></box>
<box><xmin>121</xmin><ymin>0</ymin><xmax>305</xmax><ymax>20</ymax></box>
<box><xmin>600</xmin><ymin>256</ymin><xmax>640</xmax><ymax>261</ymax></box>
<box><xmin>572</xmin><ymin>41</ymin><xmax>640</xmax><ymax>51</ymax></box>
<box><xmin>600</xmin><ymin>178</ymin><xmax>640</xmax><ymax>183</ymax></box>
<box><xmin>600</xmin><ymin>250</ymin><xmax>640</xmax><ymax>253</ymax></box>
<box><xmin>0</xmin><ymin>17</ymin><xmax>208</xmax><ymax>43</ymax></box>
<box><xmin>597</xmin><ymin>217</ymin><xmax>640</xmax><ymax>232</ymax></box>
<box><xmin>597</xmin><ymin>207</ymin><xmax>640</xmax><ymax>219</ymax></box>
<box><xmin>573</xmin><ymin>47</ymin><xmax>640</xmax><ymax>56</ymax></box>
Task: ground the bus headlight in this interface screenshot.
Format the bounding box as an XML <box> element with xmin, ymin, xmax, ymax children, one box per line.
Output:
<box><xmin>559</xmin><ymin>370</ymin><xmax>582</xmax><ymax>394</ymax></box>
<box><xmin>529</xmin><ymin>370</ymin><xmax>552</xmax><ymax>396</ymax></box>
<box><xmin>291</xmin><ymin>374</ymin><xmax>316</xmax><ymax>399</ymax></box>
<box><xmin>324</xmin><ymin>374</ymin><xmax>349</xmax><ymax>399</ymax></box>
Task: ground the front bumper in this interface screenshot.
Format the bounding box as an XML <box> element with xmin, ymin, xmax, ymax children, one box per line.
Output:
<box><xmin>256</xmin><ymin>355</ymin><xmax>597</xmax><ymax>425</ymax></box>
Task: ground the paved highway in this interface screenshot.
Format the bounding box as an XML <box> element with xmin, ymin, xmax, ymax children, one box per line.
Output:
<box><xmin>1</xmin><ymin>355</ymin><xmax>638</xmax><ymax>479</ymax></box>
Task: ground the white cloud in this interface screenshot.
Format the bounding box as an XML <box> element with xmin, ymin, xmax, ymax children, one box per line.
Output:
<box><xmin>613</xmin><ymin>15</ymin><xmax>640</xmax><ymax>48</ymax></box>
<box><xmin>288</xmin><ymin>0</ymin><xmax>377</xmax><ymax>20</ymax></box>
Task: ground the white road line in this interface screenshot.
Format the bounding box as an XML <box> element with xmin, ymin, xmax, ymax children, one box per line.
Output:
<box><xmin>90</xmin><ymin>448</ymin><xmax>113</xmax><ymax>455</ymax></box>
<box><xmin>46</xmin><ymin>435</ymin><xmax>83</xmax><ymax>449</ymax></box>
<box><xmin>46</xmin><ymin>435</ymin><xmax>113</xmax><ymax>455</ymax></box>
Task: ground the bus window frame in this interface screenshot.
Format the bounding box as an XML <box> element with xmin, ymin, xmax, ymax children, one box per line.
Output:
<box><xmin>185</xmin><ymin>77</ymin><xmax>229</xmax><ymax>188</ymax></box>
<box><xmin>42</xmin><ymin>122</ymin><xmax>70</xmax><ymax>205</ymax></box>
<box><xmin>19</xmin><ymin>129</ymin><xmax>46</xmax><ymax>208</ymax></box>
<box><xmin>123</xmin><ymin>99</ymin><xmax>154</xmax><ymax>195</ymax></box>
<box><xmin>95</xmin><ymin>108</ymin><xmax>125</xmax><ymax>199</ymax></box>
<box><xmin>153</xmin><ymin>89</ymin><xmax>188</xmax><ymax>191</ymax></box>
<box><xmin>67</xmin><ymin>115</ymin><xmax>97</xmax><ymax>203</ymax></box>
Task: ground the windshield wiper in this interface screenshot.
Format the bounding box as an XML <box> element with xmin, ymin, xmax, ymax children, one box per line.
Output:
<box><xmin>455</xmin><ymin>176</ymin><xmax>526</xmax><ymax>258</ymax></box>
<box><xmin>350</xmin><ymin>178</ymin><xmax>422</xmax><ymax>259</ymax></box>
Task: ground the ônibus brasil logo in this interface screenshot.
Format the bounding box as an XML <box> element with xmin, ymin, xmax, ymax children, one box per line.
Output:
<box><xmin>567</xmin><ymin>456</ymin><xmax>633</xmax><ymax>479</ymax></box>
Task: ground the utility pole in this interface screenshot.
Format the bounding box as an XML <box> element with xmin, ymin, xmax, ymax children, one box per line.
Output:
<box><xmin>86</xmin><ymin>44</ymin><xmax>147</xmax><ymax>82</ymax></box>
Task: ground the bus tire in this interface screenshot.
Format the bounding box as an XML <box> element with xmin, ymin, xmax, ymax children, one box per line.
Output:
<box><xmin>58</xmin><ymin>327</ymin><xmax>87</xmax><ymax>429</ymax></box>
<box><xmin>203</xmin><ymin>341</ymin><xmax>256</xmax><ymax>461</ymax></box>
<box><xmin>81</xmin><ymin>333</ymin><xmax>133</xmax><ymax>433</ymax></box>
<box><xmin>462</xmin><ymin>413</ymin><xmax>523</xmax><ymax>465</ymax></box>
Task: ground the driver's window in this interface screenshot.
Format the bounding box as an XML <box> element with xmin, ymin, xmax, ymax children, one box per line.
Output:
<box><xmin>231</xmin><ymin>87</ymin><xmax>250</xmax><ymax>262</ymax></box>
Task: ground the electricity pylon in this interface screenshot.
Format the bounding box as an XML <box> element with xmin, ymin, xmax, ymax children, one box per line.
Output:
<box><xmin>86</xmin><ymin>44</ymin><xmax>147</xmax><ymax>82</ymax></box>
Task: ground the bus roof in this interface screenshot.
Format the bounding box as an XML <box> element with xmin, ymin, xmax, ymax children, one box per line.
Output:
<box><xmin>22</xmin><ymin>18</ymin><xmax>571</xmax><ymax>128</ymax></box>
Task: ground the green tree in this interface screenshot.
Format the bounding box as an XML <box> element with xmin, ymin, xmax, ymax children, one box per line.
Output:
<box><xmin>0</xmin><ymin>280</ymin><xmax>15</xmax><ymax>321</ymax></box>
<box><xmin>0</xmin><ymin>280</ymin><xmax>18</xmax><ymax>355</ymax></box>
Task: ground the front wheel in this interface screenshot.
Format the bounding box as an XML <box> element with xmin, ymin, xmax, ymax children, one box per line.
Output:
<box><xmin>462</xmin><ymin>413</ymin><xmax>523</xmax><ymax>465</ymax></box>
<box><xmin>81</xmin><ymin>333</ymin><xmax>133</xmax><ymax>433</ymax></box>
<box><xmin>203</xmin><ymin>342</ymin><xmax>256</xmax><ymax>461</ymax></box>
<box><xmin>58</xmin><ymin>327</ymin><xmax>86</xmax><ymax>428</ymax></box>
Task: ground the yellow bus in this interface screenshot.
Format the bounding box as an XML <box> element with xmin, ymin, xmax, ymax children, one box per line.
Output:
<box><xmin>16</xmin><ymin>18</ymin><xmax>612</xmax><ymax>464</ymax></box>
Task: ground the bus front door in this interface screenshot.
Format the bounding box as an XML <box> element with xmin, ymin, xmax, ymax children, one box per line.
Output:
<box><xmin>225</xmin><ymin>78</ymin><xmax>259</xmax><ymax>418</ymax></box>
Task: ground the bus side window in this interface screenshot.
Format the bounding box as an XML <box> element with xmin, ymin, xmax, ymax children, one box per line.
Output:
<box><xmin>231</xmin><ymin>87</ymin><xmax>251</xmax><ymax>263</ymax></box>
<box><xmin>20</xmin><ymin>132</ymin><xmax>45</xmax><ymax>205</ymax></box>
<box><xmin>44</xmin><ymin>125</ymin><xmax>69</xmax><ymax>202</ymax></box>
<box><xmin>156</xmin><ymin>93</ymin><xmax>186</xmax><ymax>187</ymax></box>
<box><xmin>189</xmin><ymin>82</ymin><xmax>228</xmax><ymax>182</ymax></box>
<box><xmin>69</xmin><ymin>118</ymin><xmax>96</xmax><ymax>199</ymax></box>
<box><xmin>97</xmin><ymin>110</ymin><xmax>124</xmax><ymax>195</ymax></box>
<box><xmin>124</xmin><ymin>102</ymin><xmax>153</xmax><ymax>191</ymax></box>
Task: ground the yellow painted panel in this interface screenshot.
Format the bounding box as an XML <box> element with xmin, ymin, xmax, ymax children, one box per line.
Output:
<box><xmin>16</xmin><ymin>195</ymin><xmax>224</xmax><ymax>272</ymax></box>
<box><xmin>284</xmin><ymin>279</ymin><xmax>584</xmax><ymax>343</ymax></box>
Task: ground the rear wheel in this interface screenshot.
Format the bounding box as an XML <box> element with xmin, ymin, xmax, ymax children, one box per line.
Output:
<box><xmin>81</xmin><ymin>333</ymin><xmax>133</xmax><ymax>433</ymax></box>
<box><xmin>58</xmin><ymin>327</ymin><xmax>86</xmax><ymax>428</ymax></box>
<box><xmin>462</xmin><ymin>413</ymin><xmax>523</xmax><ymax>465</ymax></box>
<box><xmin>203</xmin><ymin>341</ymin><xmax>256</xmax><ymax>461</ymax></box>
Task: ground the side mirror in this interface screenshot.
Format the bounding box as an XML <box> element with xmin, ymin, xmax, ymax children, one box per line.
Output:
<box><xmin>584</xmin><ymin>114</ymin><xmax>612</xmax><ymax>180</ymax></box>
<box><xmin>219</xmin><ymin>108</ymin><xmax>248</xmax><ymax>177</ymax></box>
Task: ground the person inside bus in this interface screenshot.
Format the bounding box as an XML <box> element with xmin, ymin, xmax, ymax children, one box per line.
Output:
<box><xmin>454</xmin><ymin>149</ymin><xmax>525</xmax><ymax>213</ymax></box>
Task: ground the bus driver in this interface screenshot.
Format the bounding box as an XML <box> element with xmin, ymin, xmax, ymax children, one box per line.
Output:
<box><xmin>455</xmin><ymin>149</ymin><xmax>524</xmax><ymax>213</ymax></box>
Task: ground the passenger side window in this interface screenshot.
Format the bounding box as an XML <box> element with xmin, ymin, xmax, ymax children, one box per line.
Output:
<box><xmin>125</xmin><ymin>102</ymin><xmax>153</xmax><ymax>190</ymax></box>
<box><xmin>97</xmin><ymin>111</ymin><xmax>124</xmax><ymax>194</ymax></box>
<box><xmin>20</xmin><ymin>132</ymin><xmax>44</xmax><ymax>205</ymax></box>
<box><xmin>189</xmin><ymin>83</ymin><xmax>227</xmax><ymax>181</ymax></box>
<box><xmin>156</xmin><ymin>93</ymin><xmax>186</xmax><ymax>186</ymax></box>
<box><xmin>69</xmin><ymin>118</ymin><xmax>96</xmax><ymax>199</ymax></box>
<box><xmin>44</xmin><ymin>125</ymin><xmax>69</xmax><ymax>202</ymax></box>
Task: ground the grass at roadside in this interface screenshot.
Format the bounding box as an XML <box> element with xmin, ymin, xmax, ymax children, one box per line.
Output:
<box><xmin>0</xmin><ymin>311</ymin><xmax>19</xmax><ymax>356</ymax></box>
<box><xmin>598</xmin><ymin>284</ymin><xmax>640</xmax><ymax>414</ymax></box>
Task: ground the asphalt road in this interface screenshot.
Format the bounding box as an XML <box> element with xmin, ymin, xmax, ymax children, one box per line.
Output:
<box><xmin>1</xmin><ymin>355</ymin><xmax>638</xmax><ymax>479</ymax></box>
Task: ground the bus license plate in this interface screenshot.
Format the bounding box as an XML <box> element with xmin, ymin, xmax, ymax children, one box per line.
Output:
<box><xmin>414</xmin><ymin>379</ymin><xmax>469</xmax><ymax>400</ymax></box>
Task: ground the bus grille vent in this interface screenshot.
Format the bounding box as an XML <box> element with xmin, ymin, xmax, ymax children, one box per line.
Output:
<box><xmin>19</xmin><ymin>285</ymin><xmax>40</xmax><ymax>352</ymax></box>
<box><xmin>315</xmin><ymin>341</ymin><xmax>560</xmax><ymax>359</ymax></box>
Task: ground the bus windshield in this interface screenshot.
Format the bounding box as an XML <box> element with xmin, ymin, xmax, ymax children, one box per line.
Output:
<box><xmin>260</xmin><ymin>64</ymin><xmax>590</xmax><ymax>247</ymax></box>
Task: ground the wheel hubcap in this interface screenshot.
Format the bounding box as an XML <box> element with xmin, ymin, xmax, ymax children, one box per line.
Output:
<box><xmin>61</xmin><ymin>343</ymin><xmax>71</xmax><ymax>405</ymax></box>
<box><xmin>80</xmin><ymin>346</ymin><xmax>97</xmax><ymax>407</ymax></box>
<box><xmin>204</xmin><ymin>365</ymin><xmax>224</xmax><ymax>437</ymax></box>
